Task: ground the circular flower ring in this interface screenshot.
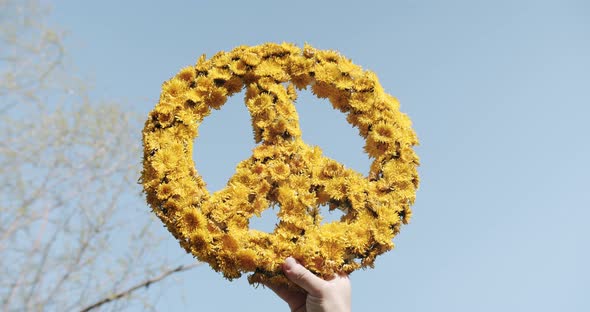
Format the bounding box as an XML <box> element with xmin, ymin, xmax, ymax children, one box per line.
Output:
<box><xmin>141</xmin><ymin>43</ymin><xmax>419</xmax><ymax>288</ymax></box>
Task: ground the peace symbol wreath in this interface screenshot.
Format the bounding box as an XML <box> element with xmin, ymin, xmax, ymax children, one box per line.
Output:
<box><xmin>141</xmin><ymin>43</ymin><xmax>419</xmax><ymax>288</ymax></box>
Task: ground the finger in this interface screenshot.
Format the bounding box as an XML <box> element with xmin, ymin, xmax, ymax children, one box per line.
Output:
<box><xmin>263</xmin><ymin>282</ymin><xmax>289</xmax><ymax>301</ymax></box>
<box><xmin>282</xmin><ymin>257</ymin><xmax>326</xmax><ymax>297</ymax></box>
<box><xmin>262</xmin><ymin>281</ymin><xmax>307</xmax><ymax>311</ymax></box>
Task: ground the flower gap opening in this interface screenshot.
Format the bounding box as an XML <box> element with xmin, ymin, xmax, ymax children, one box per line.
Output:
<box><xmin>249</xmin><ymin>206</ymin><xmax>280</xmax><ymax>233</ymax></box>
<box><xmin>295</xmin><ymin>90</ymin><xmax>371</xmax><ymax>176</ymax></box>
<box><xmin>318</xmin><ymin>203</ymin><xmax>346</xmax><ymax>224</ymax></box>
<box><xmin>193</xmin><ymin>89</ymin><xmax>256</xmax><ymax>193</ymax></box>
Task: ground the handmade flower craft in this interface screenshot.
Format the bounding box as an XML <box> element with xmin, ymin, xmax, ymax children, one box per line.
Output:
<box><xmin>141</xmin><ymin>43</ymin><xmax>419</xmax><ymax>288</ymax></box>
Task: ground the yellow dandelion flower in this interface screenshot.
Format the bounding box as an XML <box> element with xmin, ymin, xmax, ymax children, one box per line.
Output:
<box><xmin>320</xmin><ymin>160</ymin><xmax>345</xmax><ymax>179</ymax></box>
<box><xmin>177</xmin><ymin>66</ymin><xmax>196</xmax><ymax>82</ymax></box>
<box><xmin>303</xmin><ymin>43</ymin><xmax>316</xmax><ymax>57</ymax></box>
<box><xmin>229</xmin><ymin>59</ymin><xmax>248</xmax><ymax>75</ymax></box>
<box><xmin>253</xmin><ymin>144</ymin><xmax>276</xmax><ymax>161</ymax></box>
<box><xmin>335</xmin><ymin>76</ymin><xmax>354</xmax><ymax>90</ymax></box>
<box><xmin>259</xmin><ymin>43</ymin><xmax>286</xmax><ymax>58</ymax></box>
<box><xmin>252</xmin><ymin>197</ymin><xmax>269</xmax><ymax>215</ymax></box>
<box><xmin>314</xmin><ymin>62</ymin><xmax>340</xmax><ymax>84</ymax></box>
<box><xmin>221</xmin><ymin>234</ymin><xmax>240</xmax><ymax>252</ymax></box>
<box><xmin>324</xmin><ymin>177</ymin><xmax>349</xmax><ymax>200</ymax></box>
<box><xmin>162</xmin><ymin>77</ymin><xmax>188</xmax><ymax>97</ymax></box>
<box><xmin>288</xmin><ymin>174</ymin><xmax>310</xmax><ymax>190</ymax></box>
<box><xmin>208</xmin><ymin>67</ymin><xmax>232</xmax><ymax>81</ymax></box>
<box><xmin>144</xmin><ymin>129</ymin><xmax>167</xmax><ymax>151</ymax></box>
<box><xmin>212</xmin><ymin>52</ymin><xmax>232</xmax><ymax>68</ymax></box>
<box><xmin>401</xmin><ymin>205</ymin><xmax>412</xmax><ymax>224</ymax></box>
<box><xmin>348</xmin><ymin>98</ymin><xmax>371</xmax><ymax>113</ymax></box>
<box><xmin>193</xmin><ymin>104</ymin><xmax>211</xmax><ymax>123</ymax></box>
<box><xmin>207</xmin><ymin>87</ymin><xmax>227</xmax><ymax>109</ymax></box>
<box><xmin>269</xmin><ymin>162</ymin><xmax>290</xmax><ymax>181</ymax></box>
<box><xmin>218</xmin><ymin>254</ymin><xmax>241</xmax><ymax>280</ymax></box>
<box><xmin>250</xmin><ymin>162</ymin><xmax>265</xmax><ymax>176</ymax></box>
<box><xmin>311</xmin><ymin>81</ymin><xmax>333</xmax><ymax>99</ymax></box>
<box><xmin>175</xmin><ymin>109</ymin><xmax>194</xmax><ymax>125</ymax></box>
<box><xmin>169</xmin><ymin>179</ymin><xmax>189</xmax><ymax>198</ymax></box>
<box><xmin>228</xmin><ymin>45</ymin><xmax>248</xmax><ymax>58</ymax></box>
<box><xmin>180</xmin><ymin>209</ymin><xmax>206</xmax><ymax>233</ymax></box>
<box><xmin>276</xmin><ymin>184</ymin><xmax>295</xmax><ymax>205</ymax></box>
<box><xmin>156</xmin><ymin>98</ymin><xmax>179</xmax><ymax>116</ymax></box>
<box><xmin>315</xmin><ymin>49</ymin><xmax>341</xmax><ymax>63</ymax></box>
<box><xmin>236</xmin><ymin>248</ymin><xmax>258</xmax><ymax>271</ymax></box>
<box><xmin>279</xmin><ymin>42</ymin><xmax>300</xmax><ymax>55</ymax></box>
<box><xmin>246</xmin><ymin>93</ymin><xmax>273</xmax><ymax>115</ymax></box>
<box><xmin>329</xmin><ymin>90</ymin><xmax>351</xmax><ymax>112</ymax></box>
<box><xmin>356</xmin><ymin>112</ymin><xmax>377</xmax><ymax>129</ymax></box>
<box><xmin>253</xmin><ymin>118</ymin><xmax>271</xmax><ymax>137</ymax></box>
<box><xmin>195</xmin><ymin>54</ymin><xmax>209</xmax><ymax>72</ymax></box>
<box><xmin>227</xmin><ymin>182</ymin><xmax>250</xmax><ymax>201</ymax></box>
<box><xmin>337</xmin><ymin>58</ymin><xmax>357</xmax><ymax>74</ymax></box>
<box><xmin>289</xmin><ymin>57</ymin><xmax>314</xmax><ymax>89</ymax></box>
<box><xmin>268</xmin><ymin>84</ymin><xmax>291</xmax><ymax>104</ymax></box>
<box><xmin>151</xmin><ymin>147</ymin><xmax>179</xmax><ymax>174</ymax></box>
<box><xmin>185</xmin><ymin>88</ymin><xmax>205</xmax><ymax>104</ymax></box>
<box><xmin>171</xmin><ymin>122</ymin><xmax>197</xmax><ymax>140</ymax></box>
<box><xmin>298</xmin><ymin>191</ymin><xmax>317</xmax><ymax>209</ymax></box>
<box><xmin>224</xmin><ymin>76</ymin><xmax>244</xmax><ymax>95</ymax></box>
<box><xmin>371</xmin><ymin>122</ymin><xmax>398</xmax><ymax>144</ymax></box>
<box><xmin>355</xmin><ymin>71</ymin><xmax>377</xmax><ymax>92</ymax></box>
<box><xmin>286</xmin><ymin>83</ymin><xmax>297</xmax><ymax>101</ymax></box>
<box><xmin>291</xmin><ymin>73</ymin><xmax>313</xmax><ymax>90</ymax></box>
<box><xmin>363</xmin><ymin>140</ymin><xmax>385</xmax><ymax>158</ymax></box>
<box><xmin>195</xmin><ymin>75</ymin><xmax>214</xmax><ymax>90</ymax></box>
<box><xmin>189</xmin><ymin>229</ymin><xmax>212</xmax><ymax>252</ymax></box>
<box><xmin>156</xmin><ymin>182</ymin><xmax>174</xmax><ymax>200</ymax></box>
<box><xmin>241</xmin><ymin>52</ymin><xmax>261</xmax><ymax>66</ymax></box>
<box><xmin>254</xmin><ymin>60</ymin><xmax>289</xmax><ymax>81</ymax></box>
<box><xmin>289</xmin><ymin>56</ymin><xmax>314</xmax><ymax>75</ymax></box>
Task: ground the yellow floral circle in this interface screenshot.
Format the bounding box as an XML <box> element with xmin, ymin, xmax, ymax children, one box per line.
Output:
<box><xmin>141</xmin><ymin>43</ymin><xmax>419</xmax><ymax>288</ymax></box>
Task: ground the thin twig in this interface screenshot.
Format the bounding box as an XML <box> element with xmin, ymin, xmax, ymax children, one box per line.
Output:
<box><xmin>79</xmin><ymin>262</ymin><xmax>200</xmax><ymax>312</ymax></box>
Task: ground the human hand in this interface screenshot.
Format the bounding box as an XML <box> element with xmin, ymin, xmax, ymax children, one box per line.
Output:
<box><xmin>266</xmin><ymin>257</ymin><xmax>351</xmax><ymax>312</ymax></box>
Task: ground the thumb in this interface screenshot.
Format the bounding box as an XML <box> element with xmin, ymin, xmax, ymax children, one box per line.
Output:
<box><xmin>282</xmin><ymin>257</ymin><xmax>325</xmax><ymax>296</ymax></box>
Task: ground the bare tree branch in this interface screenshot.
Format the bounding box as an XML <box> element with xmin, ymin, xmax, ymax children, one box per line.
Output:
<box><xmin>1</xmin><ymin>1</ymin><xmax>200</xmax><ymax>311</ymax></box>
<box><xmin>79</xmin><ymin>263</ymin><xmax>200</xmax><ymax>312</ymax></box>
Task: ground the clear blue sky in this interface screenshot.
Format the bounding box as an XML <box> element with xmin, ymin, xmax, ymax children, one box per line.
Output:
<box><xmin>49</xmin><ymin>0</ymin><xmax>589</xmax><ymax>311</ymax></box>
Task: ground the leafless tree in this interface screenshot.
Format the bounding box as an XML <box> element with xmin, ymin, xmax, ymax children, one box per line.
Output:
<box><xmin>0</xmin><ymin>1</ymin><xmax>198</xmax><ymax>311</ymax></box>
